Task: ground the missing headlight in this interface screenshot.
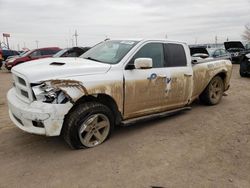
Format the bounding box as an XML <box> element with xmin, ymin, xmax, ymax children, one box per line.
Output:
<box><xmin>32</xmin><ymin>82</ymin><xmax>69</xmax><ymax>104</ymax></box>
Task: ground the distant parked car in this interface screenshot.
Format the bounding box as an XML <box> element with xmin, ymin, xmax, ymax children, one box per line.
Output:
<box><xmin>5</xmin><ymin>47</ymin><xmax>61</xmax><ymax>70</ymax></box>
<box><xmin>5</xmin><ymin>50</ymin><xmax>29</xmax><ymax>62</ymax></box>
<box><xmin>207</xmin><ymin>48</ymin><xmax>231</xmax><ymax>60</ymax></box>
<box><xmin>239</xmin><ymin>53</ymin><xmax>250</xmax><ymax>77</ymax></box>
<box><xmin>224</xmin><ymin>41</ymin><xmax>247</xmax><ymax>63</ymax></box>
<box><xmin>189</xmin><ymin>46</ymin><xmax>210</xmax><ymax>59</ymax></box>
<box><xmin>0</xmin><ymin>49</ymin><xmax>20</xmax><ymax>69</ymax></box>
<box><xmin>53</xmin><ymin>47</ymin><xmax>90</xmax><ymax>58</ymax></box>
<box><xmin>0</xmin><ymin>49</ymin><xmax>20</xmax><ymax>61</ymax></box>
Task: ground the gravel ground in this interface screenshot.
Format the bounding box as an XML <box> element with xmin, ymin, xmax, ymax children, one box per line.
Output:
<box><xmin>0</xmin><ymin>65</ymin><xmax>249</xmax><ymax>188</ymax></box>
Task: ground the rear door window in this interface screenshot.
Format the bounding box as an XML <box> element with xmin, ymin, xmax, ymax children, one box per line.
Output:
<box><xmin>164</xmin><ymin>43</ymin><xmax>187</xmax><ymax>67</ymax></box>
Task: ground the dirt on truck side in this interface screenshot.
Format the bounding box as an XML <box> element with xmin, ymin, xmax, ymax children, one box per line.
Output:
<box><xmin>0</xmin><ymin>65</ymin><xmax>250</xmax><ymax>187</ymax></box>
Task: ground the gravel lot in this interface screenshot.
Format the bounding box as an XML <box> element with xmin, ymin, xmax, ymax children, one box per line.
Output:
<box><xmin>0</xmin><ymin>65</ymin><xmax>249</xmax><ymax>188</ymax></box>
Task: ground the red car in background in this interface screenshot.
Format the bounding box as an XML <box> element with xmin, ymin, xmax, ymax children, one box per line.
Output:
<box><xmin>5</xmin><ymin>47</ymin><xmax>61</xmax><ymax>70</ymax></box>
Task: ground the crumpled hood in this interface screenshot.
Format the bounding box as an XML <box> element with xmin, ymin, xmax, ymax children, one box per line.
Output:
<box><xmin>12</xmin><ymin>57</ymin><xmax>111</xmax><ymax>82</ymax></box>
<box><xmin>224</xmin><ymin>41</ymin><xmax>245</xmax><ymax>50</ymax></box>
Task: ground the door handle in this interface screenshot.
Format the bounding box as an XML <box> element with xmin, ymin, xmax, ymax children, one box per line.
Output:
<box><xmin>184</xmin><ymin>73</ymin><xmax>192</xmax><ymax>77</ymax></box>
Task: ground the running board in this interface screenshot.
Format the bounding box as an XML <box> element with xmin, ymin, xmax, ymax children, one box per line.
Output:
<box><xmin>121</xmin><ymin>106</ymin><xmax>192</xmax><ymax>126</ymax></box>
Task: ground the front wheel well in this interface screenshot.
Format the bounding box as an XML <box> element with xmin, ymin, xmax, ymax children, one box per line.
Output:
<box><xmin>67</xmin><ymin>94</ymin><xmax>122</xmax><ymax>126</ymax></box>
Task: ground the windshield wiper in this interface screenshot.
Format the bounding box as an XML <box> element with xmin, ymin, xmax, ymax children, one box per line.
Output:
<box><xmin>85</xmin><ymin>57</ymin><xmax>101</xmax><ymax>62</ymax></box>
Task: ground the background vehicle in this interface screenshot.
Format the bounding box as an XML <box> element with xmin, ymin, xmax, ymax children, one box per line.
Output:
<box><xmin>239</xmin><ymin>53</ymin><xmax>250</xmax><ymax>77</ymax></box>
<box><xmin>53</xmin><ymin>47</ymin><xmax>90</xmax><ymax>58</ymax></box>
<box><xmin>190</xmin><ymin>46</ymin><xmax>231</xmax><ymax>60</ymax></box>
<box><xmin>5</xmin><ymin>50</ymin><xmax>29</xmax><ymax>62</ymax></box>
<box><xmin>224</xmin><ymin>41</ymin><xmax>246</xmax><ymax>63</ymax></box>
<box><xmin>0</xmin><ymin>49</ymin><xmax>20</xmax><ymax>61</ymax></box>
<box><xmin>207</xmin><ymin>48</ymin><xmax>231</xmax><ymax>60</ymax></box>
<box><xmin>8</xmin><ymin>39</ymin><xmax>232</xmax><ymax>149</ymax></box>
<box><xmin>189</xmin><ymin>46</ymin><xmax>210</xmax><ymax>59</ymax></box>
<box><xmin>0</xmin><ymin>49</ymin><xmax>19</xmax><ymax>69</ymax></box>
<box><xmin>5</xmin><ymin>47</ymin><xmax>61</xmax><ymax>70</ymax></box>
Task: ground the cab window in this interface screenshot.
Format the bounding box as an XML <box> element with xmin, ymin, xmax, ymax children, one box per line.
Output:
<box><xmin>164</xmin><ymin>43</ymin><xmax>187</xmax><ymax>67</ymax></box>
<box><xmin>132</xmin><ymin>43</ymin><xmax>165</xmax><ymax>68</ymax></box>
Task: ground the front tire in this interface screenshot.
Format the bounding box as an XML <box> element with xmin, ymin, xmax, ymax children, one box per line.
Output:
<box><xmin>199</xmin><ymin>76</ymin><xmax>224</xmax><ymax>105</ymax></box>
<box><xmin>62</xmin><ymin>102</ymin><xmax>114</xmax><ymax>149</ymax></box>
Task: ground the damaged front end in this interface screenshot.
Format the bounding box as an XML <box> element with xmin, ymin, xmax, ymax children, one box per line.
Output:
<box><xmin>32</xmin><ymin>82</ymin><xmax>69</xmax><ymax>104</ymax></box>
<box><xmin>7</xmin><ymin>78</ymin><xmax>89</xmax><ymax>136</ymax></box>
<box><xmin>31</xmin><ymin>79</ymin><xmax>88</xmax><ymax>104</ymax></box>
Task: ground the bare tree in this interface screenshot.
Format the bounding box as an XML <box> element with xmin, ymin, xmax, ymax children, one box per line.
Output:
<box><xmin>242</xmin><ymin>24</ymin><xmax>250</xmax><ymax>41</ymax></box>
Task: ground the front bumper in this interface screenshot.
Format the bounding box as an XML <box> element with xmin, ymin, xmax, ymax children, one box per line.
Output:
<box><xmin>7</xmin><ymin>88</ymin><xmax>73</xmax><ymax>136</ymax></box>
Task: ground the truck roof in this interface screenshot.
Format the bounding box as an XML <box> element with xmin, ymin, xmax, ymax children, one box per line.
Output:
<box><xmin>108</xmin><ymin>38</ymin><xmax>187</xmax><ymax>45</ymax></box>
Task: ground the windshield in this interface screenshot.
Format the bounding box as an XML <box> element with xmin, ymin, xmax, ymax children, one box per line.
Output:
<box><xmin>207</xmin><ymin>48</ymin><xmax>216</xmax><ymax>56</ymax></box>
<box><xmin>53</xmin><ymin>48</ymin><xmax>69</xmax><ymax>57</ymax></box>
<box><xmin>81</xmin><ymin>40</ymin><xmax>138</xmax><ymax>64</ymax></box>
<box><xmin>20</xmin><ymin>50</ymin><xmax>31</xmax><ymax>57</ymax></box>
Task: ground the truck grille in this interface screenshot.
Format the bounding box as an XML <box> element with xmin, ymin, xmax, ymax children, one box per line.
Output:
<box><xmin>13</xmin><ymin>73</ymin><xmax>33</xmax><ymax>102</ymax></box>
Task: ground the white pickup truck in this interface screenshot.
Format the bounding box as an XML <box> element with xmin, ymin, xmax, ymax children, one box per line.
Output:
<box><xmin>7</xmin><ymin>39</ymin><xmax>232</xmax><ymax>149</ymax></box>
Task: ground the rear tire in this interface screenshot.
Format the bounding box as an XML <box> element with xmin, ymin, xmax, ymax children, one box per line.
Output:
<box><xmin>62</xmin><ymin>102</ymin><xmax>114</xmax><ymax>149</ymax></box>
<box><xmin>199</xmin><ymin>76</ymin><xmax>224</xmax><ymax>105</ymax></box>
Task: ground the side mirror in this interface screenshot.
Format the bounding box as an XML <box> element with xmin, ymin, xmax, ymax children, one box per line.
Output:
<box><xmin>134</xmin><ymin>58</ymin><xmax>152</xmax><ymax>69</ymax></box>
<box><xmin>191</xmin><ymin>59</ymin><xmax>198</xmax><ymax>64</ymax></box>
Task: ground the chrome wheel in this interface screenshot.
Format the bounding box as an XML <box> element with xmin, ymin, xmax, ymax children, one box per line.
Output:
<box><xmin>78</xmin><ymin>114</ymin><xmax>110</xmax><ymax>147</ymax></box>
<box><xmin>209</xmin><ymin>77</ymin><xmax>223</xmax><ymax>103</ymax></box>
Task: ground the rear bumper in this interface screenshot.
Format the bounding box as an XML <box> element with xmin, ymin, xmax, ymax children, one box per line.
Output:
<box><xmin>7</xmin><ymin>88</ymin><xmax>73</xmax><ymax>136</ymax></box>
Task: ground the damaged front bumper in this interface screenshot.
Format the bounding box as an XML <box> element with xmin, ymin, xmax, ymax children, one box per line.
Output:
<box><xmin>7</xmin><ymin>88</ymin><xmax>73</xmax><ymax>136</ymax></box>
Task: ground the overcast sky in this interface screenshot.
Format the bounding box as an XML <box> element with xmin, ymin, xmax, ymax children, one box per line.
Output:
<box><xmin>0</xmin><ymin>0</ymin><xmax>250</xmax><ymax>50</ymax></box>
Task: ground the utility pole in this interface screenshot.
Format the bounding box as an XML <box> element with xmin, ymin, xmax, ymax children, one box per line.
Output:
<box><xmin>215</xmin><ymin>35</ymin><xmax>218</xmax><ymax>48</ymax></box>
<box><xmin>73</xmin><ymin>30</ymin><xmax>78</xmax><ymax>46</ymax></box>
<box><xmin>35</xmin><ymin>40</ymin><xmax>39</xmax><ymax>48</ymax></box>
<box><xmin>3</xmin><ymin>33</ymin><xmax>10</xmax><ymax>49</ymax></box>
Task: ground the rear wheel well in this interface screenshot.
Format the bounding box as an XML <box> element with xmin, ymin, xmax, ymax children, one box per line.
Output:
<box><xmin>67</xmin><ymin>94</ymin><xmax>122</xmax><ymax>126</ymax></box>
<box><xmin>215</xmin><ymin>72</ymin><xmax>227</xmax><ymax>88</ymax></box>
